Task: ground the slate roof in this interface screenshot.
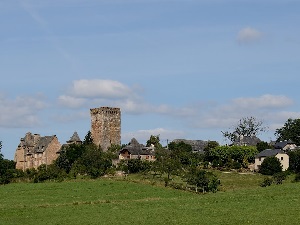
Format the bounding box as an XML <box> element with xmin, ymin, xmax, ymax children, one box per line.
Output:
<box><xmin>274</xmin><ymin>140</ymin><xmax>294</xmax><ymax>149</ymax></box>
<box><xmin>232</xmin><ymin>135</ymin><xmax>261</xmax><ymax>146</ymax></box>
<box><xmin>256</xmin><ymin>149</ymin><xmax>285</xmax><ymax>158</ymax></box>
<box><xmin>34</xmin><ymin>136</ymin><xmax>55</xmax><ymax>153</ymax></box>
<box><xmin>120</xmin><ymin>138</ymin><xmax>155</xmax><ymax>156</ymax></box>
<box><xmin>18</xmin><ymin>132</ymin><xmax>56</xmax><ymax>154</ymax></box>
<box><xmin>67</xmin><ymin>131</ymin><xmax>82</xmax><ymax>143</ymax></box>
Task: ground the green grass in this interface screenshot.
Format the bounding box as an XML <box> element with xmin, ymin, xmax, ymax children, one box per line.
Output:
<box><xmin>1</xmin><ymin>175</ymin><xmax>300</xmax><ymax>225</ymax></box>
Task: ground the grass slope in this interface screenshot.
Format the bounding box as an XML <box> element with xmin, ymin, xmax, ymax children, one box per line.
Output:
<box><xmin>0</xmin><ymin>177</ymin><xmax>300</xmax><ymax>225</ymax></box>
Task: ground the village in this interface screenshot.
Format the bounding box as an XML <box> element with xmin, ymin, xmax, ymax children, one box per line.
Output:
<box><xmin>11</xmin><ymin>106</ymin><xmax>300</xmax><ymax>184</ymax></box>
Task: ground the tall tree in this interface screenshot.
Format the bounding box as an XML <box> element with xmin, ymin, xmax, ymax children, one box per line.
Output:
<box><xmin>0</xmin><ymin>141</ymin><xmax>16</xmax><ymax>184</ymax></box>
<box><xmin>275</xmin><ymin>118</ymin><xmax>300</xmax><ymax>146</ymax></box>
<box><xmin>222</xmin><ymin>116</ymin><xmax>267</xmax><ymax>142</ymax></box>
<box><xmin>146</xmin><ymin>135</ymin><xmax>162</xmax><ymax>149</ymax></box>
<box><xmin>83</xmin><ymin>130</ymin><xmax>94</xmax><ymax>145</ymax></box>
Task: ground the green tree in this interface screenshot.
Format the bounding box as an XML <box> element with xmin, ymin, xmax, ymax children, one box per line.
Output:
<box><xmin>76</xmin><ymin>145</ymin><xmax>112</xmax><ymax>178</ymax></box>
<box><xmin>146</xmin><ymin>135</ymin><xmax>162</xmax><ymax>149</ymax></box>
<box><xmin>275</xmin><ymin>118</ymin><xmax>300</xmax><ymax>146</ymax></box>
<box><xmin>208</xmin><ymin>145</ymin><xmax>258</xmax><ymax>168</ymax></box>
<box><xmin>83</xmin><ymin>130</ymin><xmax>93</xmax><ymax>145</ymax></box>
<box><xmin>186</xmin><ymin>167</ymin><xmax>219</xmax><ymax>193</ymax></box>
<box><xmin>168</xmin><ymin>141</ymin><xmax>195</xmax><ymax>167</ymax></box>
<box><xmin>288</xmin><ymin>149</ymin><xmax>300</xmax><ymax>173</ymax></box>
<box><xmin>203</xmin><ymin>141</ymin><xmax>219</xmax><ymax>162</ymax></box>
<box><xmin>259</xmin><ymin>156</ymin><xmax>282</xmax><ymax>175</ymax></box>
<box><xmin>0</xmin><ymin>141</ymin><xmax>16</xmax><ymax>184</ymax></box>
<box><xmin>222</xmin><ymin>117</ymin><xmax>267</xmax><ymax>142</ymax></box>
<box><xmin>256</xmin><ymin>141</ymin><xmax>272</xmax><ymax>152</ymax></box>
<box><xmin>154</xmin><ymin>148</ymin><xmax>181</xmax><ymax>186</ymax></box>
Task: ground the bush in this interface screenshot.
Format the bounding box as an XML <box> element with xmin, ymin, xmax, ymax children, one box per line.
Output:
<box><xmin>259</xmin><ymin>156</ymin><xmax>282</xmax><ymax>175</ymax></box>
<box><xmin>294</xmin><ymin>173</ymin><xmax>300</xmax><ymax>182</ymax></box>
<box><xmin>260</xmin><ymin>177</ymin><xmax>273</xmax><ymax>187</ymax></box>
<box><xmin>273</xmin><ymin>172</ymin><xmax>287</xmax><ymax>185</ymax></box>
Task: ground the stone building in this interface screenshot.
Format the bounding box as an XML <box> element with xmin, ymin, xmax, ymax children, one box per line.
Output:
<box><xmin>90</xmin><ymin>107</ymin><xmax>121</xmax><ymax>151</ymax></box>
<box><xmin>119</xmin><ymin>138</ymin><xmax>155</xmax><ymax>161</ymax></box>
<box><xmin>14</xmin><ymin>132</ymin><xmax>61</xmax><ymax>171</ymax></box>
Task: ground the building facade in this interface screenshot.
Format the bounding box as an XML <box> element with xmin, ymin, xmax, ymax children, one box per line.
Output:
<box><xmin>14</xmin><ymin>132</ymin><xmax>61</xmax><ymax>171</ymax></box>
<box><xmin>90</xmin><ymin>107</ymin><xmax>121</xmax><ymax>151</ymax></box>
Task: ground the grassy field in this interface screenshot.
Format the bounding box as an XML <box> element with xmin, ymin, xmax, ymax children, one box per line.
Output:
<box><xmin>1</xmin><ymin>173</ymin><xmax>300</xmax><ymax>225</ymax></box>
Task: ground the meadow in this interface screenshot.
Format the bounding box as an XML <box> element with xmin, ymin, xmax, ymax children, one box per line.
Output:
<box><xmin>0</xmin><ymin>172</ymin><xmax>300</xmax><ymax>225</ymax></box>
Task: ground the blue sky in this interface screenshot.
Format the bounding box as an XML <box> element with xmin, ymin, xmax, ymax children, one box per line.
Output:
<box><xmin>1</xmin><ymin>0</ymin><xmax>300</xmax><ymax>159</ymax></box>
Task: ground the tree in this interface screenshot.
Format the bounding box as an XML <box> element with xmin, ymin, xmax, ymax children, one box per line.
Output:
<box><xmin>168</xmin><ymin>141</ymin><xmax>194</xmax><ymax>167</ymax></box>
<box><xmin>154</xmin><ymin>148</ymin><xmax>181</xmax><ymax>186</ymax></box>
<box><xmin>222</xmin><ymin>117</ymin><xmax>267</xmax><ymax>142</ymax></box>
<box><xmin>256</xmin><ymin>141</ymin><xmax>272</xmax><ymax>152</ymax></box>
<box><xmin>146</xmin><ymin>135</ymin><xmax>162</xmax><ymax>149</ymax></box>
<box><xmin>259</xmin><ymin>156</ymin><xmax>282</xmax><ymax>175</ymax></box>
<box><xmin>0</xmin><ymin>141</ymin><xmax>16</xmax><ymax>184</ymax></box>
<box><xmin>83</xmin><ymin>130</ymin><xmax>93</xmax><ymax>145</ymax></box>
<box><xmin>288</xmin><ymin>149</ymin><xmax>300</xmax><ymax>173</ymax></box>
<box><xmin>207</xmin><ymin>145</ymin><xmax>258</xmax><ymax>168</ymax></box>
<box><xmin>76</xmin><ymin>145</ymin><xmax>112</xmax><ymax>178</ymax></box>
<box><xmin>275</xmin><ymin>118</ymin><xmax>300</xmax><ymax>146</ymax></box>
<box><xmin>186</xmin><ymin>167</ymin><xmax>219</xmax><ymax>193</ymax></box>
<box><xmin>203</xmin><ymin>141</ymin><xmax>219</xmax><ymax>162</ymax></box>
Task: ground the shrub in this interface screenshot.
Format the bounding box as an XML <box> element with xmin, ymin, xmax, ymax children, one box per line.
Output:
<box><xmin>272</xmin><ymin>172</ymin><xmax>287</xmax><ymax>185</ymax></box>
<box><xmin>259</xmin><ymin>156</ymin><xmax>282</xmax><ymax>175</ymax></box>
<box><xmin>260</xmin><ymin>177</ymin><xmax>273</xmax><ymax>187</ymax></box>
<box><xmin>294</xmin><ymin>173</ymin><xmax>300</xmax><ymax>182</ymax></box>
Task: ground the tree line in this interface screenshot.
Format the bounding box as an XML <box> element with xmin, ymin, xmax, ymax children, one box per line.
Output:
<box><xmin>1</xmin><ymin>117</ymin><xmax>300</xmax><ymax>191</ymax></box>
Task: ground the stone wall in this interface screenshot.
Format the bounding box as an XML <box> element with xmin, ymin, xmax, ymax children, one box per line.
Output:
<box><xmin>90</xmin><ymin>107</ymin><xmax>121</xmax><ymax>151</ymax></box>
<box><xmin>14</xmin><ymin>132</ymin><xmax>61</xmax><ymax>170</ymax></box>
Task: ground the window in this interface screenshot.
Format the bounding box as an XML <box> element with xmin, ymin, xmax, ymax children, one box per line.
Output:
<box><xmin>281</xmin><ymin>157</ymin><xmax>283</xmax><ymax>161</ymax></box>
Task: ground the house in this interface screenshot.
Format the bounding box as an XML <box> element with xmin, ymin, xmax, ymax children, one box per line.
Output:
<box><xmin>273</xmin><ymin>140</ymin><xmax>297</xmax><ymax>152</ymax></box>
<box><xmin>14</xmin><ymin>132</ymin><xmax>61</xmax><ymax>171</ymax></box>
<box><xmin>119</xmin><ymin>138</ymin><xmax>155</xmax><ymax>161</ymax></box>
<box><xmin>254</xmin><ymin>149</ymin><xmax>289</xmax><ymax>171</ymax></box>
<box><xmin>232</xmin><ymin>135</ymin><xmax>261</xmax><ymax>146</ymax></box>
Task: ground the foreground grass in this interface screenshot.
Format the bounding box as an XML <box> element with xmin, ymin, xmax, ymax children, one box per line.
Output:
<box><xmin>1</xmin><ymin>177</ymin><xmax>300</xmax><ymax>225</ymax></box>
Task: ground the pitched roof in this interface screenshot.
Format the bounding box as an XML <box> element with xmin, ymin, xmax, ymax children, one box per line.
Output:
<box><xmin>120</xmin><ymin>138</ymin><xmax>155</xmax><ymax>156</ymax></box>
<box><xmin>233</xmin><ymin>135</ymin><xmax>261</xmax><ymax>146</ymax></box>
<box><xmin>18</xmin><ymin>132</ymin><xmax>57</xmax><ymax>154</ymax></box>
<box><xmin>34</xmin><ymin>136</ymin><xmax>55</xmax><ymax>153</ymax></box>
<box><xmin>67</xmin><ymin>131</ymin><xmax>82</xmax><ymax>143</ymax></box>
<box><xmin>256</xmin><ymin>149</ymin><xmax>285</xmax><ymax>158</ymax></box>
<box><xmin>274</xmin><ymin>140</ymin><xmax>294</xmax><ymax>149</ymax></box>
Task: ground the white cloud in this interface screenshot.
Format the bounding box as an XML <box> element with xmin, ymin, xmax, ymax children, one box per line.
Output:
<box><xmin>237</xmin><ymin>27</ymin><xmax>263</xmax><ymax>44</ymax></box>
<box><xmin>0</xmin><ymin>94</ymin><xmax>47</xmax><ymax>128</ymax></box>
<box><xmin>69</xmin><ymin>79</ymin><xmax>136</xmax><ymax>99</ymax></box>
<box><xmin>58</xmin><ymin>95</ymin><xmax>86</xmax><ymax>108</ymax></box>
<box><xmin>233</xmin><ymin>94</ymin><xmax>293</xmax><ymax>109</ymax></box>
<box><xmin>183</xmin><ymin>95</ymin><xmax>297</xmax><ymax>131</ymax></box>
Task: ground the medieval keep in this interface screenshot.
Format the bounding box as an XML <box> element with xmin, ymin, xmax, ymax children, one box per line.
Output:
<box><xmin>90</xmin><ymin>106</ymin><xmax>121</xmax><ymax>151</ymax></box>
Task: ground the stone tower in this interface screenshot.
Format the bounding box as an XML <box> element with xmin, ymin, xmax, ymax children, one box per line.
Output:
<box><xmin>90</xmin><ymin>107</ymin><xmax>121</xmax><ymax>151</ymax></box>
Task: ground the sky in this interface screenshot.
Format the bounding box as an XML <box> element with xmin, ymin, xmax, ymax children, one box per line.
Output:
<box><xmin>1</xmin><ymin>0</ymin><xmax>300</xmax><ymax>160</ymax></box>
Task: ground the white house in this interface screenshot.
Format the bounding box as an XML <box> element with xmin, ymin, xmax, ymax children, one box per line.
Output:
<box><xmin>254</xmin><ymin>149</ymin><xmax>289</xmax><ymax>171</ymax></box>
